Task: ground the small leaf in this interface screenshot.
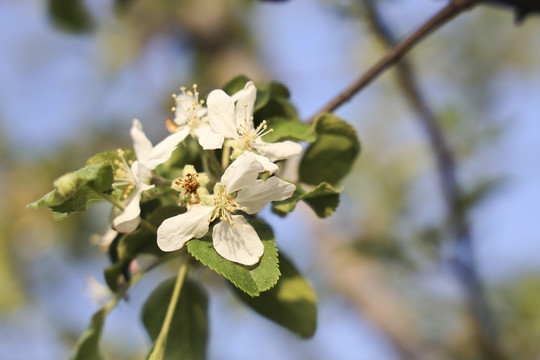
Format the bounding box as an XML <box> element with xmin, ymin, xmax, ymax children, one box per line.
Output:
<box><xmin>263</xmin><ymin>117</ymin><xmax>316</xmax><ymax>143</ymax></box>
<box><xmin>222</xmin><ymin>74</ymin><xmax>251</xmax><ymax>95</ymax></box>
<box><xmin>28</xmin><ymin>163</ymin><xmax>114</xmax><ymax>215</ymax></box>
<box><xmin>28</xmin><ymin>150</ymin><xmax>134</xmax><ymax>216</ymax></box>
<box><xmin>86</xmin><ymin>149</ymin><xmax>135</xmax><ymax>167</ymax></box>
<box><xmin>69</xmin><ymin>308</ymin><xmax>108</xmax><ymax>360</ymax></box>
<box><xmin>255</xmin><ymin>95</ymin><xmax>298</xmax><ymax>122</ymax></box>
<box><xmin>272</xmin><ymin>182</ymin><xmax>340</xmax><ymax>218</ymax></box>
<box><xmin>299</xmin><ymin>113</ymin><xmax>360</xmax><ymax>186</ymax></box>
<box><xmin>222</xmin><ymin>75</ymin><xmax>298</xmax><ymax>121</ymax></box>
<box><xmin>48</xmin><ymin>0</ymin><xmax>93</xmax><ymax>33</ymax></box>
<box><xmin>105</xmin><ymin>206</ymin><xmax>184</xmax><ymax>292</ymax></box>
<box><xmin>187</xmin><ymin>219</ymin><xmax>280</xmax><ymax>296</ymax></box>
<box><xmin>142</xmin><ymin>278</ymin><xmax>208</xmax><ymax>360</ymax></box>
<box><xmin>233</xmin><ymin>253</ymin><xmax>317</xmax><ymax>338</ymax></box>
<box><xmin>104</xmin><ymin>259</ymin><xmax>130</xmax><ymax>292</ymax></box>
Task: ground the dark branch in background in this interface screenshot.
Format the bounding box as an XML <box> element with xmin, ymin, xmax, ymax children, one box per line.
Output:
<box><xmin>483</xmin><ymin>0</ymin><xmax>540</xmax><ymax>22</ymax></box>
<box><xmin>307</xmin><ymin>0</ymin><xmax>480</xmax><ymax>124</ymax></box>
<box><xmin>360</xmin><ymin>1</ymin><xmax>504</xmax><ymax>359</ymax></box>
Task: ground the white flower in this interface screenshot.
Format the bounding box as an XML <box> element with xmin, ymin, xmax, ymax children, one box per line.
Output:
<box><xmin>166</xmin><ymin>85</ymin><xmax>224</xmax><ymax>150</ymax></box>
<box><xmin>157</xmin><ymin>152</ymin><xmax>295</xmax><ymax>265</ymax></box>
<box><xmin>84</xmin><ymin>276</ymin><xmax>113</xmax><ymax>307</ymax></box>
<box><xmin>90</xmin><ymin>228</ymin><xmax>118</xmax><ymax>252</ymax></box>
<box><xmin>112</xmin><ymin>119</ymin><xmax>186</xmax><ymax>233</ymax></box>
<box><xmin>207</xmin><ymin>81</ymin><xmax>302</xmax><ymax>173</ymax></box>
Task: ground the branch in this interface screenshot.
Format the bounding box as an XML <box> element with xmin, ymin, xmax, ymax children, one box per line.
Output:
<box><xmin>361</xmin><ymin>1</ymin><xmax>504</xmax><ymax>359</ymax></box>
<box><xmin>307</xmin><ymin>0</ymin><xmax>479</xmax><ymax>123</ymax></box>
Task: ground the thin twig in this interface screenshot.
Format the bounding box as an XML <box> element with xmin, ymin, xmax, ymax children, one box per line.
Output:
<box><xmin>307</xmin><ymin>0</ymin><xmax>478</xmax><ymax>124</ymax></box>
<box><xmin>361</xmin><ymin>1</ymin><xmax>504</xmax><ymax>359</ymax></box>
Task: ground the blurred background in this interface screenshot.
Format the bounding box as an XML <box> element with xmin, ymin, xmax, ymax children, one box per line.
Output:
<box><xmin>1</xmin><ymin>0</ymin><xmax>539</xmax><ymax>359</ymax></box>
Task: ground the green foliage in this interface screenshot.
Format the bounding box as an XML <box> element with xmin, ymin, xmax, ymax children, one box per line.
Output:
<box><xmin>187</xmin><ymin>220</ymin><xmax>280</xmax><ymax>296</ymax></box>
<box><xmin>142</xmin><ymin>277</ymin><xmax>208</xmax><ymax>360</ymax></box>
<box><xmin>299</xmin><ymin>113</ymin><xmax>360</xmax><ymax>186</ymax></box>
<box><xmin>28</xmin><ymin>163</ymin><xmax>113</xmax><ymax>216</ymax></box>
<box><xmin>272</xmin><ymin>182</ymin><xmax>340</xmax><ymax>218</ymax></box>
<box><xmin>28</xmin><ymin>150</ymin><xmax>134</xmax><ymax>216</ymax></box>
<box><xmin>222</xmin><ymin>75</ymin><xmax>299</xmax><ymax>121</ymax></box>
<box><xmin>233</xmin><ymin>253</ymin><xmax>317</xmax><ymax>338</ymax></box>
<box><xmin>263</xmin><ymin>117</ymin><xmax>316</xmax><ymax>143</ymax></box>
<box><xmin>255</xmin><ymin>81</ymin><xmax>298</xmax><ymax>121</ymax></box>
<box><xmin>69</xmin><ymin>307</ymin><xmax>108</xmax><ymax>360</ymax></box>
<box><xmin>222</xmin><ymin>75</ymin><xmax>251</xmax><ymax>95</ymax></box>
<box><xmin>105</xmin><ymin>206</ymin><xmax>183</xmax><ymax>292</ymax></box>
<box><xmin>47</xmin><ymin>0</ymin><xmax>93</xmax><ymax>33</ymax></box>
<box><xmin>159</xmin><ymin>139</ymin><xmax>201</xmax><ymax>180</ymax></box>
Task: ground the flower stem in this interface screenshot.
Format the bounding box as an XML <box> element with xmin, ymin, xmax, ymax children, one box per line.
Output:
<box><xmin>148</xmin><ymin>257</ymin><xmax>189</xmax><ymax>360</ymax></box>
<box><xmin>95</xmin><ymin>191</ymin><xmax>126</xmax><ymax>211</ymax></box>
<box><xmin>202</xmin><ymin>150</ymin><xmax>223</xmax><ymax>181</ymax></box>
<box><xmin>140</xmin><ymin>218</ymin><xmax>157</xmax><ymax>234</ymax></box>
<box><xmin>221</xmin><ymin>145</ymin><xmax>231</xmax><ymax>170</ymax></box>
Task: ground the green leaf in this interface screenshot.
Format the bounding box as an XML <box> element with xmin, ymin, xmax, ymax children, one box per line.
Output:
<box><xmin>299</xmin><ymin>113</ymin><xmax>360</xmax><ymax>186</ymax></box>
<box><xmin>222</xmin><ymin>75</ymin><xmax>298</xmax><ymax>121</ymax></box>
<box><xmin>233</xmin><ymin>253</ymin><xmax>317</xmax><ymax>338</ymax></box>
<box><xmin>28</xmin><ymin>163</ymin><xmax>114</xmax><ymax>215</ymax></box>
<box><xmin>255</xmin><ymin>93</ymin><xmax>298</xmax><ymax>121</ymax></box>
<box><xmin>187</xmin><ymin>219</ymin><xmax>280</xmax><ymax>297</ymax></box>
<box><xmin>222</xmin><ymin>75</ymin><xmax>251</xmax><ymax>95</ymax></box>
<box><xmin>142</xmin><ymin>278</ymin><xmax>208</xmax><ymax>360</ymax></box>
<box><xmin>69</xmin><ymin>308</ymin><xmax>108</xmax><ymax>360</ymax></box>
<box><xmin>105</xmin><ymin>206</ymin><xmax>184</xmax><ymax>292</ymax></box>
<box><xmin>48</xmin><ymin>0</ymin><xmax>93</xmax><ymax>33</ymax></box>
<box><xmin>263</xmin><ymin>117</ymin><xmax>316</xmax><ymax>143</ymax></box>
<box><xmin>86</xmin><ymin>149</ymin><xmax>135</xmax><ymax>167</ymax></box>
<box><xmin>28</xmin><ymin>150</ymin><xmax>134</xmax><ymax>216</ymax></box>
<box><xmin>272</xmin><ymin>182</ymin><xmax>340</xmax><ymax>218</ymax></box>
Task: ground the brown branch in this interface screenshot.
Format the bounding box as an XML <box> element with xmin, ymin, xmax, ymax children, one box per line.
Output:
<box><xmin>361</xmin><ymin>1</ymin><xmax>504</xmax><ymax>359</ymax></box>
<box><xmin>306</xmin><ymin>0</ymin><xmax>479</xmax><ymax>124</ymax></box>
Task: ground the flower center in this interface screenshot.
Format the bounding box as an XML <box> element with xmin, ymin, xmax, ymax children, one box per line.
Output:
<box><xmin>168</xmin><ymin>84</ymin><xmax>204</xmax><ymax>131</ymax></box>
<box><xmin>172</xmin><ymin>165</ymin><xmax>210</xmax><ymax>206</ymax></box>
<box><xmin>209</xmin><ymin>184</ymin><xmax>246</xmax><ymax>226</ymax></box>
<box><xmin>174</xmin><ymin>173</ymin><xmax>199</xmax><ymax>195</ymax></box>
<box><xmin>236</xmin><ymin>105</ymin><xmax>273</xmax><ymax>151</ymax></box>
<box><xmin>112</xmin><ymin>149</ymin><xmax>135</xmax><ymax>200</ymax></box>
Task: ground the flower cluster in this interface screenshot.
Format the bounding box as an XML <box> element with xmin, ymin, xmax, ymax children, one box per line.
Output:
<box><xmin>112</xmin><ymin>82</ymin><xmax>300</xmax><ymax>265</ymax></box>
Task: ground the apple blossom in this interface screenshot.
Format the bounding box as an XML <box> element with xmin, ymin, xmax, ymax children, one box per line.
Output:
<box><xmin>166</xmin><ymin>84</ymin><xmax>224</xmax><ymax>150</ymax></box>
<box><xmin>112</xmin><ymin>119</ymin><xmax>187</xmax><ymax>233</ymax></box>
<box><xmin>207</xmin><ymin>81</ymin><xmax>302</xmax><ymax>173</ymax></box>
<box><xmin>157</xmin><ymin>152</ymin><xmax>295</xmax><ymax>265</ymax></box>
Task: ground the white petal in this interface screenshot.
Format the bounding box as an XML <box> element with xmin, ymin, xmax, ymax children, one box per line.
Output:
<box><xmin>112</xmin><ymin>190</ymin><xmax>143</xmax><ymax>233</ymax></box>
<box><xmin>146</xmin><ymin>127</ymin><xmax>189</xmax><ymax>170</ymax></box>
<box><xmin>213</xmin><ymin>216</ymin><xmax>264</xmax><ymax>265</ymax></box>
<box><xmin>207</xmin><ymin>89</ymin><xmax>238</xmax><ymax>139</ymax></box>
<box><xmin>236</xmin><ymin>177</ymin><xmax>296</xmax><ymax>214</ymax></box>
<box><xmin>220</xmin><ymin>152</ymin><xmax>264</xmax><ymax>193</ymax></box>
<box><xmin>252</xmin><ymin>153</ymin><xmax>279</xmax><ymax>174</ymax></box>
<box><xmin>234</xmin><ymin>81</ymin><xmax>257</xmax><ymax>129</ymax></box>
<box><xmin>194</xmin><ymin>124</ymin><xmax>224</xmax><ymax>150</ymax></box>
<box><xmin>157</xmin><ymin>205</ymin><xmax>215</xmax><ymax>252</ymax></box>
<box><xmin>131</xmin><ymin>161</ymin><xmax>152</xmax><ymax>189</ymax></box>
<box><xmin>173</xmin><ymin>93</ymin><xmax>193</xmax><ymax>125</ymax></box>
<box><xmin>254</xmin><ymin>140</ymin><xmax>302</xmax><ymax>162</ymax></box>
<box><xmin>130</xmin><ymin>119</ymin><xmax>153</xmax><ymax>164</ymax></box>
